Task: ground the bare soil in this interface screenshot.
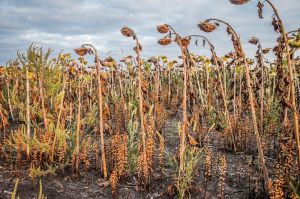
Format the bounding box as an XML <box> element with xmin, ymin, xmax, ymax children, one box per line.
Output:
<box><xmin>0</xmin><ymin>114</ymin><xmax>268</xmax><ymax>199</ymax></box>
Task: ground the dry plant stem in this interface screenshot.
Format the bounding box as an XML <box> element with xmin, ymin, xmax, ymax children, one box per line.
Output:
<box><xmin>223</xmin><ymin>62</ymin><xmax>227</xmax><ymax>99</ymax></box>
<box><xmin>217</xmin><ymin>61</ymin><xmax>236</xmax><ymax>151</ymax></box>
<box><xmin>75</xmin><ymin>65</ymin><xmax>82</xmax><ymax>176</ymax></box>
<box><xmin>233</xmin><ymin>65</ymin><xmax>236</xmax><ymax>120</ymax></box>
<box><xmin>181</xmin><ymin>47</ymin><xmax>187</xmax><ymax>172</ymax></box>
<box><xmin>38</xmin><ymin>73</ymin><xmax>48</xmax><ymax>128</ymax></box>
<box><xmin>218</xmin><ymin>58</ymin><xmax>236</xmax><ymax>150</ymax></box>
<box><xmin>196</xmin><ymin>70</ymin><xmax>204</xmax><ymax>104</ymax></box>
<box><xmin>206</xmin><ymin>18</ymin><xmax>269</xmax><ymax>184</ymax></box>
<box><xmin>95</xmin><ymin>53</ymin><xmax>108</xmax><ymax>179</ymax></box>
<box><xmin>79</xmin><ymin>43</ymin><xmax>108</xmax><ymax>179</ymax></box>
<box><xmin>135</xmin><ymin>37</ymin><xmax>148</xmax><ymax>178</ymax></box>
<box><xmin>111</xmin><ymin>69</ymin><xmax>115</xmax><ymax>95</ymax></box>
<box><xmin>155</xmin><ymin>63</ymin><xmax>160</xmax><ymax>101</ymax></box>
<box><xmin>265</xmin><ymin>0</ymin><xmax>300</xmax><ymax>177</ymax></box>
<box><xmin>238</xmin><ymin>70</ymin><xmax>243</xmax><ymax>115</ymax></box>
<box><xmin>158</xmin><ymin>63</ymin><xmax>162</xmax><ymax>96</ymax></box>
<box><xmin>188</xmin><ymin>35</ymin><xmax>236</xmax><ymax>151</ymax></box>
<box><xmin>169</xmin><ymin>25</ymin><xmax>188</xmax><ymax>172</ymax></box>
<box><xmin>255</xmin><ymin>40</ymin><xmax>265</xmax><ymax>135</ymax></box>
<box><xmin>118</xmin><ymin>71</ymin><xmax>123</xmax><ymax>97</ymax></box>
<box><xmin>168</xmin><ymin>68</ymin><xmax>171</xmax><ymax>103</ymax></box>
<box><xmin>243</xmin><ymin>47</ymin><xmax>269</xmax><ymax>184</ymax></box>
<box><xmin>206</xmin><ymin>66</ymin><xmax>210</xmax><ymax>108</ymax></box>
<box><xmin>5</xmin><ymin>75</ymin><xmax>14</xmax><ymax>122</ymax></box>
<box><xmin>26</xmin><ymin>64</ymin><xmax>30</xmax><ymax>160</ymax></box>
<box><xmin>56</xmin><ymin>76</ymin><xmax>67</xmax><ymax>128</ymax></box>
<box><xmin>259</xmin><ymin>47</ymin><xmax>264</xmax><ymax>135</ymax></box>
<box><xmin>51</xmin><ymin>75</ymin><xmax>67</xmax><ymax>162</ymax></box>
<box><xmin>69</xmin><ymin>84</ymin><xmax>73</xmax><ymax>125</ymax></box>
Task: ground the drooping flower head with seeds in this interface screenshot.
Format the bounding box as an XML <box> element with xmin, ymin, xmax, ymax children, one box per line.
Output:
<box><xmin>229</xmin><ymin>0</ymin><xmax>250</xmax><ymax>5</ymax></box>
<box><xmin>74</xmin><ymin>48</ymin><xmax>88</xmax><ymax>56</ymax></box>
<box><xmin>157</xmin><ymin>24</ymin><xmax>170</xmax><ymax>34</ymax></box>
<box><xmin>198</xmin><ymin>21</ymin><xmax>218</xmax><ymax>33</ymax></box>
<box><xmin>158</xmin><ymin>38</ymin><xmax>172</xmax><ymax>46</ymax></box>
<box><xmin>121</xmin><ymin>27</ymin><xmax>135</xmax><ymax>38</ymax></box>
<box><xmin>249</xmin><ymin>37</ymin><xmax>259</xmax><ymax>45</ymax></box>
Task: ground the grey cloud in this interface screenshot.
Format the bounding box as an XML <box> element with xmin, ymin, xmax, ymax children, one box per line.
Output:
<box><xmin>0</xmin><ymin>0</ymin><xmax>299</xmax><ymax>64</ymax></box>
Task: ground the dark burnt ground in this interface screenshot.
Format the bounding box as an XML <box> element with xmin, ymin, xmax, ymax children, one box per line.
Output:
<box><xmin>0</xmin><ymin>112</ymin><xmax>270</xmax><ymax>199</ymax></box>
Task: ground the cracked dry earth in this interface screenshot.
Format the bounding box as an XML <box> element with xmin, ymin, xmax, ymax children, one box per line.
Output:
<box><xmin>0</xmin><ymin>113</ymin><xmax>267</xmax><ymax>199</ymax></box>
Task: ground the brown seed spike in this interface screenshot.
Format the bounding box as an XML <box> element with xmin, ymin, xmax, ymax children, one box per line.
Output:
<box><xmin>74</xmin><ymin>48</ymin><xmax>88</xmax><ymax>56</ymax></box>
<box><xmin>158</xmin><ymin>38</ymin><xmax>172</xmax><ymax>45</ymax></box>
<box><xmin>229</xmin><ymin>0</ymin><xmax>250</xmax><ymax>5</ymax></box>
<box><xmin>198</xmin><ymin>21</ymin><xmax>217</xmax><ymax>33</ymax></box>
<box><xmin>157</xmin><ymin>24</ymin><xmax>169</xmax><ymax>34</ymax></box>
<box><xmin>121</xmin><ymin>27</ymin><xmax>135</xmax><ymax>37</ymax></box>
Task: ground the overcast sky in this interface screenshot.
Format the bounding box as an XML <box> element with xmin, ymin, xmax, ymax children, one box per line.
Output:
<box><xmin>0</xmin><ymin>0</ymin><xmax>299</xmax><ymax>65</ymax></box>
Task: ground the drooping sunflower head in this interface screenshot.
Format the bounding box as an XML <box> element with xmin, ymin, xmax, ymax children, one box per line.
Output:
<box><xmin>121</xmin><ymin>27</ymin><xmax>135</xmax><ymax>37</ymax></box>
<box><xmin>158</xmin><ymin>38</ymin><xmax>172</xmax><ymax>45</ymax></box>
<box><xmin>248</xmin><ymin>37</ymin><xmax>259</xmax><ymax>45</ymax></box>
<box><xmin>198</xmin><ymin>21</ymin><xmax>217</xmax><ymax>33</ymax></box>
<box><xmin>74</xmin><ymin>47</ymin><xmax>88</xmax><ymax>56</ymax></box>
<box><xmin>157</xmin><ymin>24</ymin><xmax>170</xmax><ymax>34</ymax></box>
<box><xmin>229</xmin><ymin>0</ymin><xmax>250</xmax><ymax>5</ymax></box>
